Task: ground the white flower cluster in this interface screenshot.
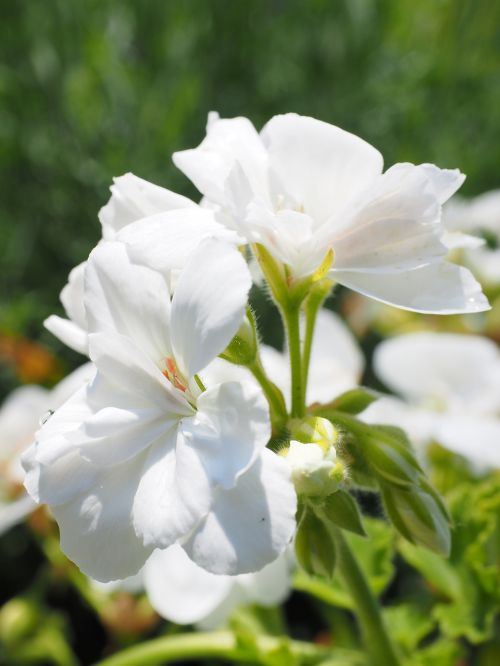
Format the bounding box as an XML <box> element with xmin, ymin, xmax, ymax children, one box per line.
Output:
<box><xmin>7</xmin><ymin>112</ymin><xmax>491</xmax><ymax>590</ymax></box>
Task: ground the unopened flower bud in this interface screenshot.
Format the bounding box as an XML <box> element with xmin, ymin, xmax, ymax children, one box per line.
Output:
<box><xmin>0</xmin><ymin>598</ymin><xmax>38</xmax><ymax>645</ymax></box>
<box><xmin>220</xmin><ymin>311</ymin><xmax>258</xmax><ymax>366</ymax></box>
<box><xmin>283</xmin><ymin>420</ymin><xmax>345</xmax><ymax>498</ymax></box>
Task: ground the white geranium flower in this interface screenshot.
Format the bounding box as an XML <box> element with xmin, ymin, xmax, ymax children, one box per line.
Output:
<box><xmin>0</xmin><ymin>363</ymin><xmax>94</xmax><ymax>535</ymax></box>
<box><xmin>362</xmin><ymin>332</ymin><xmax>500</xmax><ymax>469</ymax></box>
<box><xmin>143</xmin><ymin>544</ymin><xmax>292</xmax><ymax>629</ymax></box>
<box><xmin>443</xmin><ymin>190</ymin><xmax>500</xmax><ymax>286</ymax></box>
<box><xmin>45</xmin><ymin>173</ymin><xmax>238</xmax><ymax>355</ymax></box>
<box><xmin>173</xmin><ymin>112</ymin><xmax>489</xmax><ymax>314</ymax></box>
<box><xmin>23</xmin><ymin>239</ymin><xmax>296</xmax><ymax>581</ymax></box>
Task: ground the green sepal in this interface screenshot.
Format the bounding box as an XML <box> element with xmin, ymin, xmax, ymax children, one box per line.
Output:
<box><xmin>321</xmin><ymin>489</ymin><xmax>367</xmax><ymax>537</ymax></box>
<box><xmin>220</xmin><ymin>308</ymin><xmax>258</xmax><ymax>366</ymax></box>
<box><xmin>294</xmin><ymin>506</ymin><xmax>336</xmax><ymax>578</ymax></box>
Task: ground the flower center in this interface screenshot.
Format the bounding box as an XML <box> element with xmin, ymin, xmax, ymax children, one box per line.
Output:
<box><xmin>162</xmin><ymin>357</ymin><xmax>187</xmax><ymax>393</ymax></box>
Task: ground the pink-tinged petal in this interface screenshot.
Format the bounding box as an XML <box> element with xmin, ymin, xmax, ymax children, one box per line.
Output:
<box><xmin>132</xmin><ymin>429</ymin><xmax>212</xmax><ymax>549</ymax></box>
<box><xmin>183</xmin><ymin>381</ymin><xmax>270</xmax><ymax>489</ymax></box>
<box><xmin>183</xmin><ymin>449</ymin><xmax>296</xmax><ymax>575</ymax></box>
<box><xmin>143</xmin><ymin>545</ymin><xmax>233</xmax><ymax>625</ymax></box>
<box><xmin>171</xmin><ymin>239</ymin><xmax>251</xmax><ymax>377</ymax></box>
<box><xmin>51</xmin><ymin>452</ymin><xmax>153</xmax><ymax>582</ymax></box>
<box><xmin>99</xmin><ymin>172</ymin><xmax>196</xmax><ymax>238</ymax></box>
<box><xmin>84</xmin><ymin>242</ymin><xmax>172</xmax><ymax>366</ymax></box>
<box><xmin>261</xmin><ymin>113</ymin><xmax>383</xmax><ymax>223</ymax></box>
<box><xmin>117</xmin><ymin>208</ymin><xmax>240</xmax><ymax>283</ymax></box>
<box><xmin>334</xmin><ymin>262</ymin><xmax>490</xmax><ymax>314</ymax></box>
<box><xmin>173</xmin><ymin>113</ymin><xmax>268</xmax><ymax>205</ymax></box>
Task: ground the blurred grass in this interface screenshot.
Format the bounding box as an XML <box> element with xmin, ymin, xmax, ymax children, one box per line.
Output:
<box><xmin>1</xmin><ymin>0</ymin><xmax>500</xmax><ymax>391</ymax></box>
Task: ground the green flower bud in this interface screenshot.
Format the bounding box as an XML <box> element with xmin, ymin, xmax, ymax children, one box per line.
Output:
<box><xmin>381</xmin><ymin>480</ymin><xmax>451</xmax><ymax>556</ymax></box>
<box><xmin>0</xmin><ymin>597</ymin><xmax>39</xmax><ymax>645</ymax></box>
<box><xmin>220</xmin><ymin>310</ymin><xmax>258</xmax><ymax>365</ymax></box>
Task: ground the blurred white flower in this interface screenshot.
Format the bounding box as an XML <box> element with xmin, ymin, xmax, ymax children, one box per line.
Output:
<box><xmin>0</xmin><ymin>363</ymin><xmax>94</xmax><ymax>535</ymax></box>
<box><xmin>362</xmin><ymin>332</ymin><xmax>500</xmax><ymax>469</ymax></box>
<box><xmin>443</xmin><ymin>190</ymin><xmax>500</xmax><ymax>286</ymax></box>
<box><xmin>23</xmin><ymin>239</ymin><xmax>296</xmax><ymax>581</ymax></box>
<box><xmin>174</xmin><ymin>112</ymin><xmax>488</xmax><ymax>314</ymax></box>
<box><xmin>143</xmin><ymin>544</ymin><xmax>292</xmax><ymax>628</ymax></box>
<box><xmin>45</xmin><ymin>173</ymin><xmax>238</xmax><ymax>355</ymax></box>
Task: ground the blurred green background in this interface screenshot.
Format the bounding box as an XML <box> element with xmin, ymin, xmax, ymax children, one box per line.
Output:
<box><xmin>1</xmin><ymin>2</ymin><xmax>500</xmax><ymax>664</ymax></box>
<box><xmin>2</xmin><ymin>0</ymin><xmax>500</xmax><ymax>393</ymax></box>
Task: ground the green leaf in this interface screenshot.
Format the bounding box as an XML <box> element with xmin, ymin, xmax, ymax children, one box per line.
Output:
<box><xmin>322</xmin><ymin>490</ymin><xmax>367</xmax><ymax>536</ymax></box>
<box><xmin>322</xmin><ymin>387</ymin><xmax>380</xmax><ymax>415</ymax></box>
<box><xmin>410</xmin><ymin>638</ymin><xmax>464</xmax><ymax>666</ymax></box>
<box><xmin>382</xmin><ymin>604</ymin><xmax>434</xmax><ymax>652</ymax></box>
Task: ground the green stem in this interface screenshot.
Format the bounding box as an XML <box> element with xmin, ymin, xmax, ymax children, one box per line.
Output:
<box><xmin>248</xmin><ymin>357</ymin><xmax>287</xmax><ymax>431</ymax></box>
<box><xmin>283</xmin><ymin>303</ymin><xmax>304</xmax><ymax>418</ymax></box>
<box><xmin>330</xmin><ymin>526</ymin><xmax>401</xmax><ymax>666</ymax></box>
<box><xmin>95</xmin><ymin>630</ymin><xmax>333</xmax><ymax>666</ymax></box>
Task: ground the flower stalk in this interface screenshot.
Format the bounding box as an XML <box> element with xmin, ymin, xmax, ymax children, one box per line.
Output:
<box><xmin>329</xmin><ymin>525</ymin><xmax>401</xmax><ymax>666</ymax></box>
<box><xmin>95</xmin><ymin>630</ymin><xmax>338</xmax><ymax>666</ymax></box>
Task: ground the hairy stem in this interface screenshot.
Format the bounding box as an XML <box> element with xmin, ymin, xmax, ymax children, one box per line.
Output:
<box><xmin>248</xmin><ymin>357</ymin><xmax>288</xmax><ymax>431</ymax></box>
<box><xmin>283</xmin><ymin>303</ymin><xmax>304</xmax><ymax>418</ymax></box>
<box><xmin>330</xmin><ymin>526</ymin><xmax>401</xmax><ymax>666</ymax></box>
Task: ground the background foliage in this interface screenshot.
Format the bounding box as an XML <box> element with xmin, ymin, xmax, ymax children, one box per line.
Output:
<box><xmin>1</xmin><ymin>1</ymin><xmax>500</xmax><ymax>664</ymax></box>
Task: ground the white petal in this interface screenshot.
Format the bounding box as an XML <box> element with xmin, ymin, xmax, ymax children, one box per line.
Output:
<box><xmin>414</xmin><ymin>163</ymin><xmax>465</xmax><ymax>204</ymax></box>
<box><xmin>236</xmin><ymin>551</ymin><xmax>292</xmax><ymax>606</ymax></box>
<box><xmin>200</xmin><ymin>357</ymin><xmax>255</xmax><ymax>387</ymax></box>
<box><xmin>46</xmin><ymin>263</ymin><xmax>89</xmax><ymax>353</ymax></box>
<box><xmin>51</xmin><ymin>453</ymin><xmax>153</xmax><ymax>582</ymax></box>
<box><xmin>0</xmin><ymin>495</ymin><xmax>38</xmax><ymax>536</ymax></box>
<box><xmin>143</xmin><ymin>545</ymin><xmax>233</xmax><ymax>625</ymax></box>
<box><xmin>171</xmin><ymin>239</ymin><xmax>251</xmax><ymax>377</ymax></box>
<box><xmin>116</xmin><ymin>209</ymin><xmax>240</xmax><ymax>283</ymax></box>
<box><xmin>442</xmin><ymin>231</ymin><xmax>485</xmax><ymax>250</ymax></box>
<box><xmin>261</xmin><ymin>113</ymin><xmax>383</xmax><ymax>222</ymax></box>
<box><xmin>334</xmin><ymin>262</ymin><xmax>489</xmax><ymax>314</ymax></box>
<box><xmin>173</xmin><ymin>114</ymin><xmax>268</xmax><ymax>204</ymax></box>
<box><xmin>307</xmin><ymin>310</ymin><xmax>364</xmax><ymax>404</ymax></box>
<box><xmin>183</xmin><ymin>449</ymin><xmax>297</xmax><ymax>575</ymax></box>
<box><xmin>22</xmin><ymin>387</ymin><xmax>96</xmax><ymax>506</ymax></box>
<box><xmin>84</xmin><ymin>242</ymin><xmax>172</xmax><ymax>366</ymax></box>
<box><xmin>373</xmin><ymin>332</ymin><xmax>500</xmax><ymax>404</ymax></box>
<box><xmin>98</xmin><ymin>172</ymin><xmax>196</xmax><ymax>238</ymax></box>
<box><xmin>60</xmin><ymin>262</ymin><xmax>87</xmax><ymax>328</ymax></box>
<box><xmin>0</xmin><ymin>385</ymin><xmax>49</xmax><ymax>477</ymax></box>
<box><xmin>44</xmin><ymin>315</ymin><xmax>88</xmax><ymax>355</ymax></box>
<box><xmin>183</xmin><ymin>381</ymin><xmax>270</xmax><ymax>489</ymax></box>
<box><xmin>48</xmin><ymin>363</ymin><xmax>95</xmax><ymax>409</ymax></box>
<box><xmin>132</xmin><ymin>430</ymin><xmax>211</xmax><ymax>549</ymax></box>
<box><xmin>331</xmin><ymin>164</ymin><xmax>448</xmax><ymax>274</ymax></box>
<box><xmin>437</xmin><ymin>416</ymin><xmax>500</xmax><ymax>470</ymax></box>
